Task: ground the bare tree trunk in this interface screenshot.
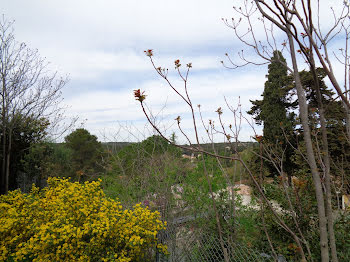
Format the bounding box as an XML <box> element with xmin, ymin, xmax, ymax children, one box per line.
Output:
<box><xmin>287</xmin><ymin>29</ymin><xmax>330</xmax><ymax>261</ymax></box>
<box><xmin>345</xmin><ymin>103</ymin><xmax>350</xmax><ymax>141</ymax></box>
<box><xmin>1</xmin><ymin>126</ymin><xmax>5</xmax><ymax>194</ymax></box>
<box><xmin>344</xmin><ymin>33</ymin><xmax>350</xmax><ymax>142</ymax></box>
<box><xmin>5</xmin><ymin>130</ymin><xmax>11</xmax><ymax>193</ymax></box>
<box><xmin>320</xmin><ymin>101</ymin><xmax>338</xmax><ymax>262</ymax></box>
<box><xmin>1</xmin><ymin>79</ymin><xmax>6</xmax><ymax>194</ymax></box>
<box><xmin>310</xmin><ymin>60</ymin><xmax>338</xmax><ymax>262</ymax></box>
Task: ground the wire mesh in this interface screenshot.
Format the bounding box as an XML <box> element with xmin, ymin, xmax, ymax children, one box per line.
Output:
<box><xmin>156</xmin><ymin>228</ymin><xmax>275</xmax><ymax>262</ymax></box>
<box><xmin>155</xmin><ymin>203</ymin><xmax>276</xmax><ymax>262</ymax></box>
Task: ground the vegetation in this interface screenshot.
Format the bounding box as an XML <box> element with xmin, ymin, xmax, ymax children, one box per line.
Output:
<box><xmin>64</xmin><ymin>128</ymin><xmax>104</xmax><ymax>181</ymax></box>
<box><xmin>248</xmin><ymin>51</ymin><xmax>296</xmax><ymax>143</ymax></box>
<box><xmin>102</xmin><ymin>135</ymin><xmax>183</xmax><ymax>204</ymax></box>
<box><xmin>136</xmin><ymin>2</ymin><xmax>350</xmax><ymax>259</ymax></box>
<box><xmin>0</xmin><ymin>177</ymin><xmax>166</xmax><ymax>262</ymax></box>
<box><xmin>1</xmin><ymin>1</ymin><xmax>350</xmax><ymax>261</ymax></box>
<box><xmin>0</xmin><ymin>17</ymin><xmax>69</xmax><ymax>195</ymax></box>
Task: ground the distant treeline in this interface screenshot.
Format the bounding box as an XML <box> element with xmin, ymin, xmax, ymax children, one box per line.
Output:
<box><xmin>102</xmin><ymin>141</ymin><xmax>256</xmax><ymax>155</ymax></box>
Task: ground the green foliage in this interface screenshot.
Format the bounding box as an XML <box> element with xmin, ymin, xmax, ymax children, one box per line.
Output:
<box><xmin>20</xmin><ymin>142</ymin><xmax>73</xmax><ymax>189</ymax></box>
<box><xmin>334</xmin><ymin>212</ymin><xmax>350</xmax><ymax>261</ymax></box>
<box><xmin>0</xmin><ymin>177</ymin><xmax>167</xmax><ymax>261</ymax></box>
<box><xmin>248</xmin><ymin>51</ymin><xmax>296</xmax><ymax>143</ymax></box>
<box><xmin>182</xmin><ymin>156</ymin><xmax>226</xmax><ymax>212</ymax></box>
<box><xmin>248</xmin><ymin>51</ymin><xmax>297</xmax><ymax>179</ymax></box>
<box><xmin>260</xmin><ymin>180</ymin><xmax>318</xmax><ymax>260</ymax></box>
<box><xmin>293</xmin><ymin>69</ymin><xmax>350</xmax><ymax>192</ymax></box>
<box><xmin>64</xmin><ymin>128</ymin><xmax>104</xmax><ymax>181</ymax></box>
<box><xmin>102</xmin><ymin>135</ymin><xmax>183</xmax><ymax>205</ymax></box>
<box><xmin>20</xmin><ymin>142</ymin><xmax>55</xmax><ymax>189</ymax></box>
<box><xmin>21</xmin><ymin>128</ymin><xmax>106</xmax><ymax>189</ymax></box>
<box><xmin>1</xmin><ymin>115</ymin><xmax>50</xmax><ymax>192</ymax></box>
<box><xmin>110</xmin><ymin>135</ymin><xmax>180</xmax><ymax>175</ymax></box>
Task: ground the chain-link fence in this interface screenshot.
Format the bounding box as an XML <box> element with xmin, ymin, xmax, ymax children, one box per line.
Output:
<box><xmin>154</xmin><ymin>203</ymin><xmax>278</xmax><ymax>262</ymax></box>
<box><xmin>156</xmin><ymin>230</ymin><xmax>276</xmax><ymax>262</ymax></box>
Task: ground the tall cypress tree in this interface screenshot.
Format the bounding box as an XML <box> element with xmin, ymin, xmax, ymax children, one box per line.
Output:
<box><xmin>248</xmin><ymin>51</ymin><xmax>296</xmax><ymax>142</ymax></box>
<box><xmin>248</xmin><ymin>51</ymin><xmax>296</xmax><ymax>177</ymax></box>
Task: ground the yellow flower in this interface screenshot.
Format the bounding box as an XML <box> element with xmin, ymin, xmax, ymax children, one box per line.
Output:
<box><xmin>0</xmin><ymin>177</ymin><xmax>166</xmax><ymax>261</ymax></box>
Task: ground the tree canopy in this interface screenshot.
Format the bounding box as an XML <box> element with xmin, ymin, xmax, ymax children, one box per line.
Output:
<box><xmin>64</xmin><ymin>128</ymin><xmax>104</xmax><ymax>181</ymax></box>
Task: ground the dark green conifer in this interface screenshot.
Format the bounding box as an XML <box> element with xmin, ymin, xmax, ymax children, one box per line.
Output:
<box><xmin>248</xmin><ymin>51</ymin><xmax>296</xmax><ymax>143</ymax></box>
<box><xmin>248</xmin><ymin>51</ymin><xmax>296</xmax><ymax>178</ymax></box>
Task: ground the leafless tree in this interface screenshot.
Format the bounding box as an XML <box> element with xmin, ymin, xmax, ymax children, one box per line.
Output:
<box><xmin>0</xmin><ymin>17</ymin><xmax>70</xmax><ymax>194</ymax></box>
<box><xmin>220</xmin><ymin>1</ymin><xmax>350</xmax><ymax>261</ymax></box>
<box><xmin>136</xmin><ymin>48</ymin><xmax>323</xmax><ymax>261</ymax></box>
<box><xmin>135</xmin><ymin>1</ymin><xmax>350</xmax><ymax>261</ymax></box>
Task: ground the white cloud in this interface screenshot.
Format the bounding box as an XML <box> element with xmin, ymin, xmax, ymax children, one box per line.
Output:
<box><xmin>1</xmin><ymin>0</ymin><xmax>347</xmax><ymax>143</ymax></box>
<box><xmin>42</xmin><ymin>48</ymin><xmax>228</xmax><ymax>80</ymax></box>
<box><xmin>63</xmin><ymin>67</ymin><xmax>265</xmax><ymax>142</ymax></box>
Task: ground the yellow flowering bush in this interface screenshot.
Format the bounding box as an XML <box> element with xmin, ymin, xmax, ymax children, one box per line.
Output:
<box><xmin>0</xmin><ymin>178</ymin><xmax>167</xmax><ymax>262</ymax></box>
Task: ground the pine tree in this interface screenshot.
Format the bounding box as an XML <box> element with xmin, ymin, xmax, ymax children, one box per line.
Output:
<box><xmin>298</xmin><ymin>68</ymin><xmax>350</xmax><ymax>193</ymax></box>
<box><xmin>64</xmin><ymin>128</ymin><xmax>104</xmax><ymax>181</ymax></box>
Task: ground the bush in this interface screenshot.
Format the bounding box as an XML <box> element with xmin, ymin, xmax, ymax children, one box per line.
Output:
<box><xmin>0</xmin><ymin>178</ymin><xmax>167</xmax><ymax>261</ymax></box>
<box><xmin>334</xmin><ymin>212</ymin><xmax>350</xmax><ymax>261</ymax></box>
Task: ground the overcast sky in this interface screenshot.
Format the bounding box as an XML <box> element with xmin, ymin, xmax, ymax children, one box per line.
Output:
<box><xmin>1</xmin><ymin>0</ymin><xmax>346</xmax><ymax>143</ymax></box>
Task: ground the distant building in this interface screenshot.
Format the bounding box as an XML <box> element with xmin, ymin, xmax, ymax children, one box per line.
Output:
<box><xmin>342</xmin><ymin>195</ymin><xmax>350</xmax><ymax>210</ymax></box>
<box><xmin>181</xmin><ymin>153</ymin><xmax>196</xmax><ymax>162</ymax></box>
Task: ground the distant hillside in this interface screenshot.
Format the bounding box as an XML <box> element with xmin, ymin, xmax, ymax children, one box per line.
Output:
<box><xmin>102</xmin><ymin>142</ymin><xmax>134</xmax><ymax>153</ymax></box>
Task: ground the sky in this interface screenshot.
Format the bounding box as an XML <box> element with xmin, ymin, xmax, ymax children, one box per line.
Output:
<box><xmin>1</xmin><ymin>0</ymin><xmax>347</xmax><ymax>143</ymax></box>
